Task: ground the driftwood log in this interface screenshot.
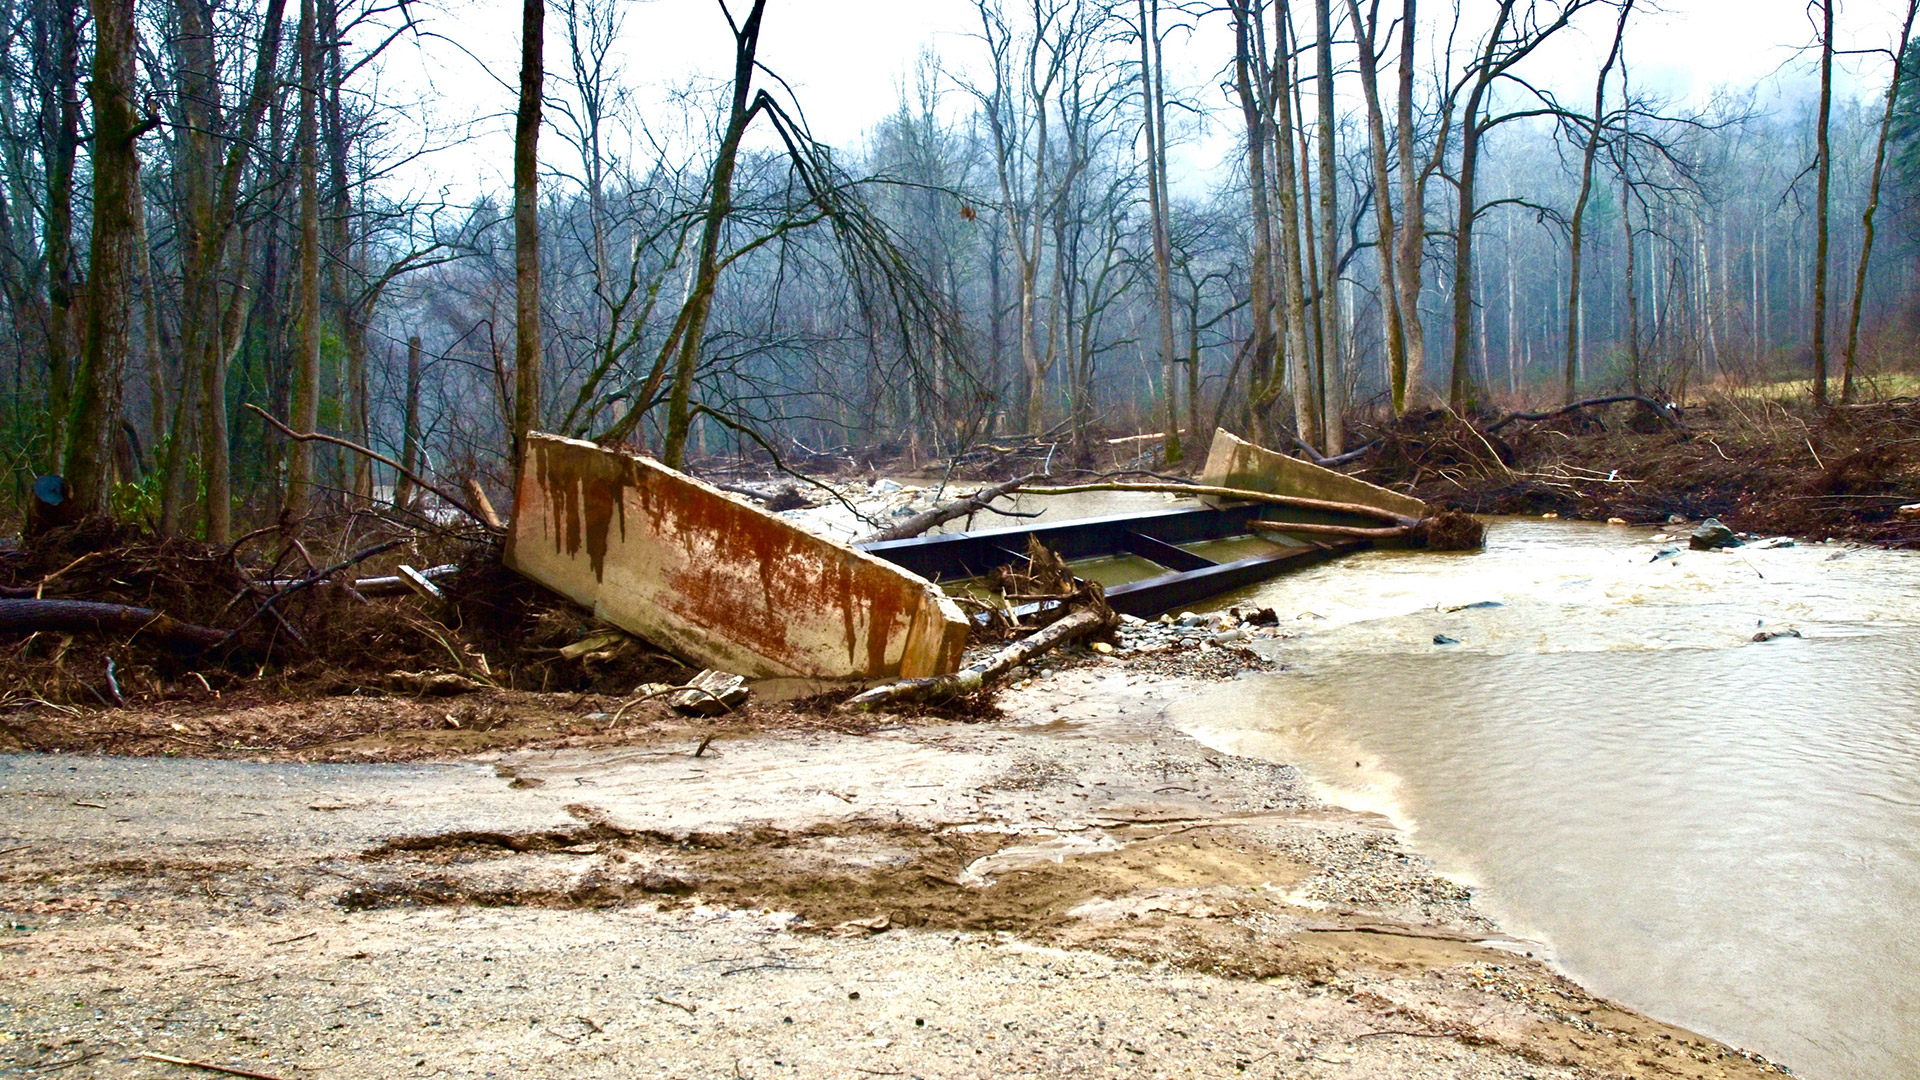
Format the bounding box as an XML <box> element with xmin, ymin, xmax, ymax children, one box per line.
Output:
<box><xmin>1253</xmin><ymin>519</ymin><xmax>1413</xmax><ymax>541</ymax></box>
<box><xmin>844</xmin><ymin>605</ymin><xmax>1112</xmax><ymax>710</ymax></box>
<box><xmin>0</xmin><ymin>598</ymin><xmax>226</xmax><ymax>652</ymax></box>
<box><xmin>1486</xmin><ymin>395</ymin><xmax>1684</xmax><ymax>434</ymax></box>
<box><xmin>1017</xmin><ymin>481</ymin><xmax>1419</xmax><ymax>527</ymax></box>
<box><xmin>1255</xmin><ymin>509</ymin><xmax>1486</xmax><ymax>550</ymax></box>
<box><xmin>858</xmin><ymin>474</ymin><xmax>1041</xmax><ymax>544</ymax></box>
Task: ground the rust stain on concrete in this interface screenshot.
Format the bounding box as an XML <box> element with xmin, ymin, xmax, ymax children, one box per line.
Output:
<box><xmin>505</xmin><ymin>434</ymin><xmax>967</xmax><ymax>682</ymax></box>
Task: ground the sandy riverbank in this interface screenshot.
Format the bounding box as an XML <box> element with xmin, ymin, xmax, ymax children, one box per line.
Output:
<box><xmin>0</xmin><ymin>655</ymin><xmax>1785</xmax><ymax>1080</ymax></box>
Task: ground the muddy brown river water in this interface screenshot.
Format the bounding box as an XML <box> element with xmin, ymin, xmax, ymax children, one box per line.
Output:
<box><xmin>1169</xmin><ymin>520</ymin><xmax>1920</xmax><ymax>1080</ymax></box>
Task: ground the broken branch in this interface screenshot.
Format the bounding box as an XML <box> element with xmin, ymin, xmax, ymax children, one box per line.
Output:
<box><xmin>244</xmin><ymin>404</ymin><xmax>504</xmax><ymax>534</ymax></box>
<box><xmin>222</xmin><ymin>538</ymin><xmax>410</xmax><ymax>645</ymax></box>
<box><xmin>137</xmin><ymin>1052</ymin><xmax>292</xmax><ymax>1080</ymax></box>
<box><xmin>845</xmin><ymin>604</ymin><xmax>1113</xmax><ymax>710</ymax></box>
<box><xmin>857</xmin><ymin>473</ymin><xmax>1042</xmax><ymax>544</ymax></box>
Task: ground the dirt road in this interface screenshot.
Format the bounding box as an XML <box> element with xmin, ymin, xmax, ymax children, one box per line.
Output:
<box><xmin>2</xmin><ymin>670</ymin><xmax>1782</xmax><ymax>1079</ymax></box>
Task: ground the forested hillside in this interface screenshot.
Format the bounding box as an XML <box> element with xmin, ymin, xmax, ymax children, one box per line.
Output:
<box><xmin>3</xmin><ymin>0</ymin><xmax>1917</xmax><ymax>534</ymax></box>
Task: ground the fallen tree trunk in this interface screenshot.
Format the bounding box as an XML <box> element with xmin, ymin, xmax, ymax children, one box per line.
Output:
<box><xmin>1018</xmin><ymin>481</ymin><xmax>1418</xmax><ymax>527</ymax></box>
<box><xmin>0</xmin><ymin>598</ymin><xmax>226</xmax><ymax>652</ymax></box>
<box><xmin>1258</xmin><ymin>510</ymin><xmax>1485</xmax><ymax>550</ymax></box>
<box><xmin>858</xmin><ymin>474</ymin><xmax>1040</xmax><ymax>544</ymax></box>
<box><xmin>844</xmin><ymin>605</ymin><xmax>1111</xmax><ymax>710</ymax></box>
<box><xmin>1486</xmin><ymin>395</ymin><xmax>1684</xmax><ymax>434</ymax></box>
<box><xmin>1254</xmin><ymin>519</ymin><xmax>1412</xmax><ymax>540</ymax></box>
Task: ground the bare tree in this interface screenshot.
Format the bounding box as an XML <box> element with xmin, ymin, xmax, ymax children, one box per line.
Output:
<box><xmin>1840</xmin><ymin>0</ymin><xmax>1916</xmax><ymax>402</ymax></box>
<box><xmin>1312</xmin><ymin>0</ymin><xmax>1343</xmax><ymax>452</ymax></box>
<box><xmin>660</xmin><ymin>0</ymin><xmax>769</xmax><ymax>469</ymax></box>
<box><xmin>1446</xmin><ymin>0</ymin><xmax>1602</xmax><ymax>411</ymax></box>
<box><xmin>1228</xmin><ymin>0</ymin><xmax>1278</xmax><ymax>438</ymax></box>
<box><xmin>284</xmin><ymin>0</ymin><xmax>322</xmax><ymax>519</ymax></box>
<box><xmin>1564</xmin><ymin>0</ymin><xmax>1633</xmax><ymax>404</ymax></box>
<box><xmin>511</xmin><ymin>0</ymin><xmax>545</xmax><ymax>471</ymax></box>
<box><xmin>1812</xmin><ymin>0</ymin><xmax>1834</xmax><ymax>405</ymax></box>
<box><xmin>1137</xmin><ymin>0</ymin><xmax>1181</xmax><ymax>461</ymax></box>
<box><xmin>168</xmin><ymin>0</ymin><xmax>288</xmax><ymax>542</ymax></box>
<box><xmin>1392</xmin><ymin>0</ymin><xmax>1427</xmax><ymax>410</ymax></box>
<box><xmin>1270</xmin><ymin>8</ymin><xmax>1318</xmax><ymax>450</ymax></box>
<box><xmin>1347</xmin><ymin>0</ymin><xmax>1409</xmax><ymax>413</ymax></box>
<box><xmin>64</xmin><ymin>0</ymin><xmax>144</xmax><ymax>512</ymax></box>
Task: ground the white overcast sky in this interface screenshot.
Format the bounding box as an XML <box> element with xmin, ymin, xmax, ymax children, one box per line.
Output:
<box><xmin>387</xmin><ymin>0</ymin><xmax>1917</xmax><ymax>197</ymax></box>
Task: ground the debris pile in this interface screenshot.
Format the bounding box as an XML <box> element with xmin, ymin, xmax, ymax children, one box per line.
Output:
<box><xmin>0</xmin><ymin>518</ymin><xmax>693</xmax><ymax>710</ymax></box>
<box><xmin>1348</xmin><ymin>397</ymin><xmax>1920</xmax><ymax>545</ymax></box>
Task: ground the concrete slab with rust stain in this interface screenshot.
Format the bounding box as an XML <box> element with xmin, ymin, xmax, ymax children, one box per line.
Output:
<box><xmin>504</xmin><ymin>433</ymin><xmax>968</xmax><ymax>682</ymax></box>
<box><xmin>1200</xmin><ymin>429</ymin><xmax>1430</xmax><ymax>519</ymax></box>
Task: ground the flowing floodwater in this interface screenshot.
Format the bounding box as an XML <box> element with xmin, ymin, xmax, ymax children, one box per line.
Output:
<box><xmin>1167</xmin><ymin>520</ymin><xmax>1920</xmax><ymax>1080</ymax></box>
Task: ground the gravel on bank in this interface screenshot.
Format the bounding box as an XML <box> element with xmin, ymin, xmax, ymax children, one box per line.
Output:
<box><xmin>0</xmin><ymin>664</ymin><xmax>1785</xmax><ymax>1080</ymax></box>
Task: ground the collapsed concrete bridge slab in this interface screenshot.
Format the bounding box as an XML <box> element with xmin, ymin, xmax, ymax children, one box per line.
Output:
<box><xmin>504</xmin><ymin>433</ymin><xmax>968</xmax><ymax>682</ymax></box>
<box><xmin>1199</xmin><ymin>429</ymin><xmax>1430</xmax><ymax>520</ymax></box>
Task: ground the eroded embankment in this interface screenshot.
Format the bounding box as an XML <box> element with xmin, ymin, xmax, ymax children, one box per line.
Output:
<box><xmin>0</xmin><ymin>668</ymin><xmax>1784</xmax><ymax>1080</ymax></box>
<box><xmin>1347</xmin><ymin>398</ymin><xmax>1920</xmax><ymax>546</ymax></box>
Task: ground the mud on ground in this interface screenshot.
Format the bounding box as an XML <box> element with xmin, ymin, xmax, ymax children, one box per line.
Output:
<box><xmin>1</xmin><ymin>669</ymin><xmax>1783</xmax><ymax>1079</ymax></box>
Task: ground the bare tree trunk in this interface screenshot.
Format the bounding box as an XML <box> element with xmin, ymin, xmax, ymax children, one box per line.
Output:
<box><xmin>1446</xmin><ymin>4</ymin><xmax>1515</xmax><ymax>412</ymax></box>
<box><xmin>1842</xmin><ymin>0</ymin><xmax>1918</xmax><ymax>403</ymax></box>
<box><xmin>511</xmin><ymin>0</ymin><xmax>545</xmax><ymax>472</ymax></box>
<box><xmin>285</xmin><ymin>0</ymin><xmax>322</xmax><ymax>521</ymax></box>
<box><xmin>395</xmin><ymin>335</ymin><xmax>423</xmax><ymax>511</ymax></box>
<box><xmin>986</xmin><ymin>220</ymin><xmax>1006</xmax><ymax>436</ymax></box>
<box><xmin>1504</xmin><ymin>212</ymin><xmax>1518</xmax><ymax>395</ymax></box>
<box><xmin>1290</xmin><ymin>65</ymin><xmax>1326</xmax><ymax>442</ymax></box>
<box><xmin>131</xmin><ymin>166</ymin><xmax>170</xmax><ymax>452</ymax></box>
<box><xmin>1138</xmin><ymin>0</ymin><xmax>1181</xmax><ymax>464</ymax></box>
<box><xmin>38</xmin><ymin>0</ymin><xmax>81</xmax><ymax>472</ymax></box>
<box><xmin>1348</xmin><ymin>0</ymin><xmax>1407</xmax><ymax>413</ymax></box>
<box><xmin>1271</xmin><ymin>12</ymin><xmax>1319</xmax><ymax>451</ymax></box>
<box><xmin>1231</xmin><ymin>0</ymin><xmax>1278</xmax><ymax>441</ymax></box>
<box><xmin>1392</xmin><ymin>0</ymin><xmax>1426</xmax><ymax>410</ymax></box>
<box><xmin>1618</xmin><ymin>79</ymin><xmax>1642</xmax><ymax>395</ymax></box>
<box><xmin>1565</xmin><ymin>0</ymin><xmax>1631</xmax><ymax>405</ymax></box>
<box><xmin>664</xmin><ymin>0</ymin><xmax>768</xmax><ymax>469</ymax></box>
<box><xmin>322</xmin><ymin>0</ymin><xmax>361</xmax><ymax>497</ymax></box>
<box><xmin>1185</xmin><ymin>287</ymin><xmax>1201</xmax><ymax>442</ymax></box>
<box><xmin>65</xmin><ymin>0</ymin><xmax>142</xmax><ymax>512</ymax></box>
<box><xmin>179</xmin><ymin>0</ymin><xmax>286</xmax><ymax>543</ymax></box>
<box><xmin>1313</xmin><ymin>0</ymin><xmax>1342</xmax><ymax>453</ymax></box>
<box><xmin>1812</xmin><ymin>0</ymin><xmax>1834</xmax><ymax>406</ymax></box>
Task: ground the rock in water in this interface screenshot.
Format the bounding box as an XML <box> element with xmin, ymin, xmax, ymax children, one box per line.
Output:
<box><xmin>1751</xmin><ymin>628</ymin><xmax>1803</xmax><ymax>643</ymax></box>
<box><xmin>1689</xmin><ymin>518</ymin><xmax>1742</xmax><ymax>551</ymax></box>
